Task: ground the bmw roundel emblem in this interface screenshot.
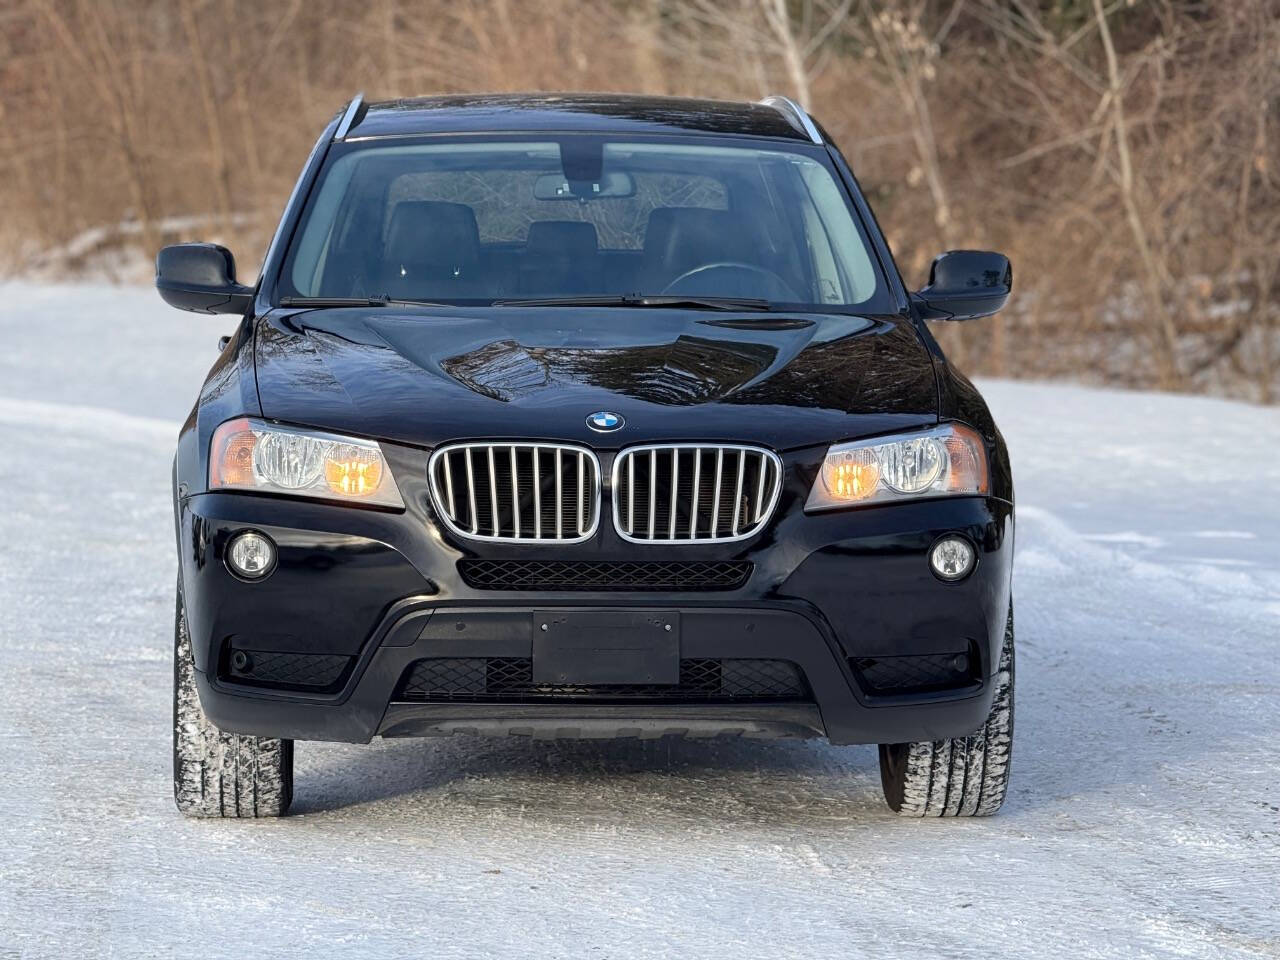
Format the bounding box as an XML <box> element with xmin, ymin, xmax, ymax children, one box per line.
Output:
<box><xmin>586</xmin><ymin>410</ymin><xmax>624</xmax><ymax>432</ymax></box>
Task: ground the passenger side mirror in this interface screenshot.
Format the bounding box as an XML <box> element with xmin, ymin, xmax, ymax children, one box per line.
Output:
<box><xmin>914</xmin><ymin>250</ymin><xmax>1012</xmax><ymax>321</ymax></box>
<box><xmin>155</xmin><ymin>243</ymin><xmax>254</xmax><ymax>314</ymax></box>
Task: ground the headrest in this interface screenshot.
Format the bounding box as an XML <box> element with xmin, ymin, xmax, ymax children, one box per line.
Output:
<box><xmin>384</xmin><ymin>200</ymin><xmax>480</xmax><ymax>268</ymax></box>
<box><xmin>643</xmin><ymin>207</ymin><xmax>759</xmax><ymax>271</ymax></box>
<box><xmin>525</xmin><ymin>221</ymin><xmax>598</xmax><ymax>259</ymax></box>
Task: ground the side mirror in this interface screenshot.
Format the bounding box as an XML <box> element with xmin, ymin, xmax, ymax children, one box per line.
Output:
<box><xmin>914</xmin><ymin>250</ymin><xmax>1012</xmax><ymax>321</ymax></box>
<box><xmin>155</xmin><ymin>243</ymin><xmax>254</xmax><ymax>314</ymax></box>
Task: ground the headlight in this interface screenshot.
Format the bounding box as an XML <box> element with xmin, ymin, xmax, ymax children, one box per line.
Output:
<box><xmin>806</xmin><ymin>423</ymin><xmax>988</xmax><ymax>511</ymax></box>
<box><xmin>209</xmin><ymin>417</ymin><xmax>404</xmax><ymax>507</ymax></box>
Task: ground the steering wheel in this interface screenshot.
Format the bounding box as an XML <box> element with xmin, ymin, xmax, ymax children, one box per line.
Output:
<box><xmin>660</xmin><ymin>262</ymin><xmax>801</xmax><ymax>301</ymax></box>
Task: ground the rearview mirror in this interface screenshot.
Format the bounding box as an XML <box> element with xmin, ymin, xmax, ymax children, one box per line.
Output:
<box><xmin>914</xmin><ymin>250</ymin><xmax>1012</xmax><ymax>321</ymax></box>
<box><xmin>155</xmin><ymin>243</ymin><xmax>254</xmax><ymax>314</ymax></box>
<box><xmin>533</xmin><ymin>171</ymin><xmax>636</xmax><ymax>200</ymax></box>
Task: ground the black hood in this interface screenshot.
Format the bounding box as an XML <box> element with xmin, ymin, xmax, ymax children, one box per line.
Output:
<box><xmin>253</xmin><ymin>306</ymin><xmax>938</xmax><ymax>451</ymax></box>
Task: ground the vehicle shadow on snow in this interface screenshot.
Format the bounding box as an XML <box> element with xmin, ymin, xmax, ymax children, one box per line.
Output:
<box><xmin>290</xmin><ymin>734</ymin><xmax>895</xmax><ymax>822</ymax></box>
<box><xmin>283</xmin><ymin>632</ymin><xmax>1185</xmax><ymax>825</ymax></box>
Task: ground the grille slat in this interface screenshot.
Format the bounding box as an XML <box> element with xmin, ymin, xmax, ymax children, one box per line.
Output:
<box><xmin>459</xmin><ymin>559</ymin><xmax>752</xmax><ymax>591</ymax></box>
<box><xmin>396</xmin><ymin>657</ymin><xmax>809</xmax><ymax>703</ymax></box>
<box><xmin>486</xmin><ymin>446</ymin><xmax>499</xmax><ymax>536</ymax></box>
<box><xmin>510</xmin><ymin>446</ymin><xmax>520</xmax><ymax>538</ymax></box>
<box><xmin>668</xmin><ymin>448</ymin><xmax>678</xmax><ymax>539</ymax></box>
<box><xmin>754</xmin><ymin>451</ymin><xmax>767</xmax><ymax>523</ymax></box>
<box><xmin>627</xmin><ymin>454</ymin><xmax>635</xmax><ymax>535</ymax></box>
<box><xmin>710</xmin><ymin>448</ymin><xmax>723</xmax><ymax>536</ymax></box>
<box><xmin>737</xmin><ymin>450</ymin><xmax>747</xmax><ymax>535</ymax></box>
<box><xmin>532</xmin><ymin>448</ymin><xmax>541</xmax><ymax>538</ymax></box>
<box><xmin>464</xmin><ymin>448</ymin><xmax>478</xmax><ymax>534</ymax></box>
<box><xmin>689</xmin><ymin>448</ymin><xmax>702</xmax><ymax>539</ymax></box>
<box><xmin>443</xmin><ymin>454</ymin><xmax>456</xmax><ymax>516</ymax></box>
<box><xmin>430</xmin><ymin>443</ymin><xmax>602</xmax><ymax>543</ymax></box>
<box><xmin>648</xmin><ymin>449</ymin><xmax>657</xmax><ymax>539</ymax></box>
<box><xmin>612</xmin><ymin>444</ymin><xmax>782</xmax><ymax>543</ymax></box>
<box><xmin>577</xmin><ymin>451</ymin><xmax>587</xmax><ymax>536</ymax></box>
<box><xmin>555</xmin><ymin>447</ymin><xmax>563</xmax><ymax>539</ymax></box>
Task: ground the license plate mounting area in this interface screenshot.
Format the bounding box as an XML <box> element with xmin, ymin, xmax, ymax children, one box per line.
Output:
<box><xmin>531</xmin><ymin>610</ymin><xmax>680</xmax><ymax>685</ymax></box>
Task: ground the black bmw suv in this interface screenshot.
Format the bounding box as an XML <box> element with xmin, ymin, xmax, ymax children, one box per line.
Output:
<box><xmin>159</xmin><ymin>93</ymin><xmax>1015</xmax><ymax>818</ymax></box>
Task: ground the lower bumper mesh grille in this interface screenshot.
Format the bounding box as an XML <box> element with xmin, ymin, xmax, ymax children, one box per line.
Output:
<box><xmin>223</xmin><ymin>649</ymin><xmax>351</xmax><ymax>690</ymax></box>
<box><xmin>852</xmin><ymin>648</ymin><xmax>978</xmax><ymax>695</ymax></box>
<box><xmin>396</xmin><ymin>657</ymin><xmax>809</xmax><ymax>703</ymax></box>
<box><xmin>458</xmin><ymin>559</ymin><xmax>752</xmax><ymax>591</ymax></box>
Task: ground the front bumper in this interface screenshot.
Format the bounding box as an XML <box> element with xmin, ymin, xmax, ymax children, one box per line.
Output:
<box><xmin>178</xmin><ymin>476</ymin><xmax>1013</xmax><ymax>746</ymax></box>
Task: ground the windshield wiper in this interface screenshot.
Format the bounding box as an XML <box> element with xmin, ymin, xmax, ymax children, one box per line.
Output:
<box><xmin>279</xmin><ymin>295</ymin><xmax>451</xmax><ymax>308</ymax></box>
<box><xmin>492</xmin><ymin>294</ymin><xmax>773</xmax><ymax>312</ymax></box>
<box><xmin>280</xmin><ymin>296</ymin><xmax>389</xmax><ymax>307</ymax></box>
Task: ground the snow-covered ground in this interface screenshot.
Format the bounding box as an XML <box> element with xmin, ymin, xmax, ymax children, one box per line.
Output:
<box><xmin>1</xmin><ymin>283</ymin><xmax>1277</xmax><ymax>959</ymax></box>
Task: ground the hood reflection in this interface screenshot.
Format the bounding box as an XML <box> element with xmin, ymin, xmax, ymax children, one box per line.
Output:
<box><xmin>440</xmin><ymin>336</ymin><xmax>778</xmax><ymax>405</ymax></box>
<box><xmin>254</xmin><ymin>307</ymin><xmax>939</xmax><ymax>449</ymax></box>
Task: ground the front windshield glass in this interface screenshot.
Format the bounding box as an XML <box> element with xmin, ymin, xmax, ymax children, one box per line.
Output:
<box><xmin>281</xmin><ymin>137</ymin><xmax>886</xmax><ymax>309</ymax></box>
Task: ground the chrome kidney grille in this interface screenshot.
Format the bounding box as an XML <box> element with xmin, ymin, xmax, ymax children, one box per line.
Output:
<box><xmin>612</xmin><ymin>444</ymin><xmax>784</xmax><ymax>543</ymax></box>
<box><xmin>429</xmin><ymin>443</ymin><xmax>601</xmax><ymax>542</ymax></box>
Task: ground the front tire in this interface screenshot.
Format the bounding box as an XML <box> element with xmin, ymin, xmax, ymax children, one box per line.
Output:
<box><xmin>877</xmin><ymin>603</ymin><xmax>1014</xmax><ymax>817</ymax></box>
<box><xmin>173</xmin><ymin>590</ymin><xmax>294</xmax><ymax>818</ymax></box>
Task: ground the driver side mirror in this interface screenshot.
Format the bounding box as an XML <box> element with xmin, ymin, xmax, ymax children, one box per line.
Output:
<box><xmin>914</xmin><ymin>250</ymin><xmax>1012</xmax><ymax>321</ymax></box>
<box><xmin>155</xmin><ymin>243</ymin><xmax>254</xmax><ymax>314</ymax></box>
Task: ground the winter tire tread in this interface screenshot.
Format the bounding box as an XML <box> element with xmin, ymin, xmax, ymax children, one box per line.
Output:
<box><xmin>878</xmin><ymin>602</ymin><xmax>1015</xmax><ymax>817</ymax></box>
<box><xmin>172</xmin><ymin>589</ymin><xmax>293</xmax><ymax>818</ymax></box>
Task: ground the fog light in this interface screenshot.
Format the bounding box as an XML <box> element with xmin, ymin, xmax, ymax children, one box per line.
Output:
<box><xmin>226</xmin><ymin>531</ymin><xmax>275</xmax><ymax>580</ymax></box>
<box><xmin>929</xmin><ymin>536</ymin><xmax>975</xmax><ymax>581</ymax></box>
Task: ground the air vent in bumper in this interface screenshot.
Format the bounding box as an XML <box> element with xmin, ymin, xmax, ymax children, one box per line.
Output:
<box><xmin>395</xmin><ymin>657</ymin><xmax>809</xmax><ymax>702</ymax></box>
<box><xmin>429</xmin><ymin>442</ymin><xmax>601</xmax><ymax>542</ymax></box>
<box><xmin>611</xmin><ymin>444</ymin><xmax>783</xmax><ymax>543</ymax></box>
<box><xmin>852</xmin><ymin>647</ymin><xmax>979</xmax><ymax>696</ymax></box>
<box><xmin>457</xmin><ymin>559</ymin><xmax>752</xmax><ymax>592</ymax></box>
<box><xmin>222</xmin><ymin>648</ymin><xmax>352</xmax><ymax>691</ymax></box>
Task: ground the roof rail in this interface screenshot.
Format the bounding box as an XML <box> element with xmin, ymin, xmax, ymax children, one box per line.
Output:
<box><xmin>333</xmin><ymin>92</ymin><xmax>365</xmax><ymax>141</ymax></box>
<box><xmin>759</xmin><ymin>95</ymin><xmax>822</xmax><ymax>145</ymax></box>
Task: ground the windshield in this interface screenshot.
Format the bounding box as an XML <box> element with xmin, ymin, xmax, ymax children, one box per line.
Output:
<box><xmin>280</xmin><ymin>136</ymin><xmax>887</xmax><ymax>309</ymax></box>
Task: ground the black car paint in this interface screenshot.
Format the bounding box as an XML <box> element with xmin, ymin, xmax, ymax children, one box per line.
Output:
<box><xmin>247</xmin><ymin>307</ymin><xmax>940</xmax><ymax>452</ymax></box>
<box><xmin>333</xmin><ymin>93</ymin><xmax>814</xmax><ymax>144</ymax></box>
<box><xmin>170</xmin><ymin>94</ymin><xmax>1014</xmax><ymax>747</ymax></box>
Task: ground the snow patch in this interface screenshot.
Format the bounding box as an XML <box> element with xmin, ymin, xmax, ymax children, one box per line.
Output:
<box><xmin>0</xmin><ymin>396</ymin><xmax>177</xmax><ymax>446</ymax></box>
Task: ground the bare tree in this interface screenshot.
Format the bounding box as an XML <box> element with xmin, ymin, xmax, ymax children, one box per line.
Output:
<box><xmin>667</xmin><ymin>0</ymin><xmax>853</xmax><ymax>106</ymax></box>
<box><xmin>0</xmin><ymin>0</ymin><xmax>1275</xmax><ymax>401</ymax></box>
